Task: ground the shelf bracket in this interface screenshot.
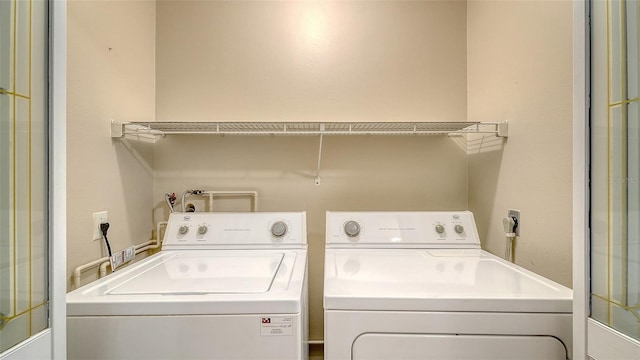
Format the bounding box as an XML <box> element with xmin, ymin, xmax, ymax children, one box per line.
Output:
<box><xmin>111</xmin><ymin>120</ymin><xmax>125</xmax><ymax>138</ymax></box>
<box><xmin>497</xmin><ymin>121</ymin><xmax>509</xmax><ymax>138</ymax></box>
<box><xmin>111</xmin><ymin>120</ymin><xmax>165</xmax><ymax>142</ymax></box>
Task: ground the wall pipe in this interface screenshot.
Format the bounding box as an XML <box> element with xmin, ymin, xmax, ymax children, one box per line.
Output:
<box><xmin>180</xmin><ymin>189</ymin><xmax>258</xmax><ymax>212</ymax></box>
<box><xmin>73</xmin><ymin>221</ymin><xmax>167</xmax><ymax>288</ymax></box>
<box><xmin>73</xmin><ymin>257</ymin><xmax>110</xmax><ymax>288</ymax></box>
<box><xmin>201</xmin><ymin>190</ymin><xmax>258</xmax><ymax>212</ymax></box>
<box><xmin>98</xmin><ymin>221</ymin><xmax>167</xmax><ymax>277</ymax></box>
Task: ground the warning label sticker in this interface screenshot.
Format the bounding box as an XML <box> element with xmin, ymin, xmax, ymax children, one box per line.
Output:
<box><xmin>260</xmin><ymin>316</ymin><xmax>293</xmax><ymax>336</ymax></box>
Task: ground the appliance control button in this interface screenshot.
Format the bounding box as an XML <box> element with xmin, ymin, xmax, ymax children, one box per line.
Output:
<box><xmin>344</xmin><ymin>221</ymin><xmax>361</xmax><ymax>237</ymax></box>
<box><xmin>435</xmin><ymin>224</ymin><xmax>445</xmax><ymax>234</ymax></box>
<box><xmin>271</xmin><ymin>221</ymin><xmax>288</xmax><ymax>237</ymax></box>
<box><xmin>454</xmin><ymin>224</ymin><xmax>464</xmax><ymax>234</ymax></box>
<box><xmin>178</xmin><ymin>225</ymin><xmax>189</xmax><ymax>235</ymax></box>
<box><xmin>197</xmin><ymin>225</ymin><xmax>208</xmax><ymax>235</ymax></box>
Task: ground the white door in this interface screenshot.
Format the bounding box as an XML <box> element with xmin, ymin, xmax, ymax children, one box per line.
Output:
<box><xmin>588</xmin><ymin>0</ymin><xmax>640</xmax><ymax>358</ymax></box>
<box><xmin>0</xmin><ymin>0</ymin><xmax>65</xmax><ymax>358</ymax></box>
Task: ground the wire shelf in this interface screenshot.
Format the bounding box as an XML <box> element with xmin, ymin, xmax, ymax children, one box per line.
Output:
<box><xmin>112</xmin><ymin>121</ymin><xmax>508</xmax><ymax>139</ymax></box>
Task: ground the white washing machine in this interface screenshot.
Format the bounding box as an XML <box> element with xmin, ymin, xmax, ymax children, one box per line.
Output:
<box><xmin>324</xmin><ymin>211</ymin><xmax>572</xmax><ymax>360</ymax></box>
<box><xmin>67</xmin><ymin>212</ymin><xmax>308</xmax><ymax>360</ymax></box>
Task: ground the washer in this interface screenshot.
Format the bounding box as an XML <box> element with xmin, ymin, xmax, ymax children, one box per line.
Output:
<box><xmin>324</xmin><ymin>211</ymin><xmax>572</xmax><ymax>360</ymax></box>
<box><xmin>67</xmin><ymin>212</ymin><xmax>308</xmax><ymax>360</ymax></box>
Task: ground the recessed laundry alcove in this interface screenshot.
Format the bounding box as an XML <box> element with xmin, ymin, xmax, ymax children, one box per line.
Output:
<box><xmin>66</xmin><ymin>0</ymin><xmax>574</xmax><ymax>357</ymax></box>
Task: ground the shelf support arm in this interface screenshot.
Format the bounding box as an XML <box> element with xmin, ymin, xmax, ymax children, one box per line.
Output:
<box><xmin>315</xmin><ymin>129</ymin><xmax>324</xmax><ymax>186</ymax></box>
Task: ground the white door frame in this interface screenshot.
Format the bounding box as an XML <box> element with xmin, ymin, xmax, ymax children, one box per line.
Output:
<box><xmin>1</xmin><ymin>1</ymin><xmax>67</xmax><ymax>358</ymax></box>
<box><xmin>50</xmin><ymin>0</ymin><xmax>67</xmax><ymax>358</ymax></box>
<box><xmin>572</xmin><ymin>0</ymin><xmax>589</xmax><ymax>358</ymax></box>
<box><xmin>574</xmin><ymin>0</ymin><xmax>640</xmax><ymax>358</ymax></box>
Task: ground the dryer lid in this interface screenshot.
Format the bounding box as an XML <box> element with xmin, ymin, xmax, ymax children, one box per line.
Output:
<box><xmin>107</xmin><ymin>252</ymin><xmax>284</xmax><ymax>295</ymax></box>
<box><xmin>324</xmin><ymin>248</ymin><xmax>572</xmax><ymax>313</ymax></box>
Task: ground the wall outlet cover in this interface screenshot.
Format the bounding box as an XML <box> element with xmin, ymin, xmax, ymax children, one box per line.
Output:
<box><xmin>508</xmin><ymin>209</ymin><xmax>521</xmax><ymax>236</ymax></box>
<box><xmin>93</xmin><ymin>211</ymin><xmax>108</xmax><ymax>241</ymax></box>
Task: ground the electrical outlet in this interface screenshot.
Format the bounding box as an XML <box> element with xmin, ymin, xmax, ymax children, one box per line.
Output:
<box><xmin>508</xmin><ymin>209</ymin><xmax>521</xmax><ymax>236</ymax></box>
<box><xmin>123</xmin><ymin>246</ymin><xmax>136</xmax><ymax>263</ymax></box>
<box><xmin>93</xmin><ymin>211</ymin><xmax>108</xmax><ymax>240</ymax></box>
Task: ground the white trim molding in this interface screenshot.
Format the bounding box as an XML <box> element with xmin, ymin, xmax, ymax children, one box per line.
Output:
<box><xmin>588</xmin><ymin>319</ymin><xmax>640</xmax><ymax>359</ymax></box>
<box><xmin>50</xmin><ymin>0</ymin><xmax>67</xmax><ymax>358</ymax></box>
<box><xmin>572</xmin><ymin>0</ymin><xmax>589</xmax><ymax>359</ymax></box>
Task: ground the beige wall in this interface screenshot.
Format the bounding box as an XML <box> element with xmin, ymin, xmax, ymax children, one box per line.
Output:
<box><xmin>66</xmin><ymin>0</ymin><xmax>156</xmax><ymax>289</ymax></box>
<box><xmin>154</xmin><ymin>0</ymin><xmax>469</xmax><ymax>342</ymax></box>
<box><xmin>467</xmin><ymin>0</ymin><xmax>573</xmax><ymax>287</ymax></box>
<box><xmin>156</xmin><ymin>0</ymin><xmax>467</xmax><ymax>122</ymax></box>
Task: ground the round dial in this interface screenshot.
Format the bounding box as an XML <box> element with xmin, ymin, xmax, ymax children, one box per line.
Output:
<box><xmin>178</xmin><ymin>225</ymin><xmax>189</xmax><ymax>235</ymax></box>
<box><xmin>435</xmin><ymin>224</ymin><xmax>445</xmax><ymax>234</ymax></box>
<box><xmin>454</xmin><ymin>224</ymin><xmax>464</xmax><ymax>234</ymax></box>
<box><xmin>197</xmin><ymin>225</ymin><xmax>208</xmax><ymax>235</ymax></box>
<box><xmin>271</xmin><ymin>221</ymin><xmax>288</xmax><ymax>237</ymax></box>
<box><xmin>344</xmin><ymin>221</ymin><xmax>361</xmax><ymax>237</ymax></box>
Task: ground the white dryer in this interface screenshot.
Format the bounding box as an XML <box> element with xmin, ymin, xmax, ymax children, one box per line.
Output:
<box><xmin>324</xmin><ymin>211</ymin><xmax>572</xmax><ymax>360</ymax></box>
<box><xmin>67</xmin><ymin>212</ymin><xmax>308</xmax><ymax>360</ymax></box>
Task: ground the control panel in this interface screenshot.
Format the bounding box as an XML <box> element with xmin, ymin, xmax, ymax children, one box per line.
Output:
<box><xmin>162</xmin><ymin>212</ymin><xmax>307</xmax><ymax>249</ymax></box>
<box><xmin>326</xmin><ymin>211</ymin><xmax>480</xmax><ymax>248</ymax></box>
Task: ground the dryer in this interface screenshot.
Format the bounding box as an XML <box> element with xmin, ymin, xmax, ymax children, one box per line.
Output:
<box><xmin>67</xmin><ymin>212</ymin><xmax>308</xmax><ymax>360</ymax></box>
<box><xmin>324</xmin><ymin>211</ymin><xmax>572</xmax><ymax>360</ymax></box>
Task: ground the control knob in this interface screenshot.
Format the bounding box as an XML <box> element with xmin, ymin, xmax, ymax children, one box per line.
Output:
<box><xmin>435</xmin><ymin>224</ymin><xmax>445</xmax><ymax>234</ymax></box>
<box><xmin>197</xmin><ymin>225</ymin><xmax>208</xmax><ymax>235</ymax></box>
<box><xmin>454</xmin><ymin>224</ymin><xmax>464</xmax><ymax>234</ymax></box>
<box><xmin>271</xmin><ymin>221</ymin><xmax>288</xmax><ymax>237</ymax></box>
<box><xmin>344</xmin><ymin>221</ymin><xmax>361</xmax><ymax>237</ymax></box>
<box><xmin>178</xmin><ymin>225</ymin><xmax>189</xmax><ymax>235</ymax></box>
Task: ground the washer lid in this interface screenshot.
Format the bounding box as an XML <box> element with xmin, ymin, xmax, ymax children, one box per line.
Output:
<box><xmin>324</xmin><ymin>249</ymin><xmax>572</xmax><ymax>313</ymax></box>
<box><xmin>108</xmin><ymin>252</ymin><xmax>283</xmax><ymax>295</ymax></box>
<box><xmin>67</xmin><ymin>249</ymin><xmax>307</xmax><ymax>316</ymax></box>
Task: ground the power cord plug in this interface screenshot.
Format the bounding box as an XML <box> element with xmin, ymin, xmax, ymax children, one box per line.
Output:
<box><xmin>100</xmin><ymin>222</ymin><xmax>113</xmax><ymax>259</ymax></box>
<box><xmin>100</xmin><ymin>222</ymin><xmax>110</xmax><ymax>237</ymax></box>
<box><xmin>510</xmin><ymin>216</ymin><xmax>519</xmax><ymax>235</ymax></box>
